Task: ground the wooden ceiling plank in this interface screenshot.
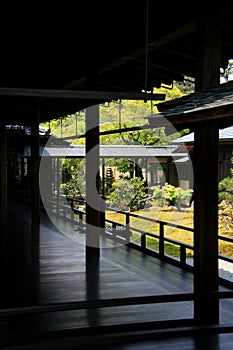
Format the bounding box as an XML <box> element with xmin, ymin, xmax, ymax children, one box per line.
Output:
<box><xmin>0</xmin><ymin>87</ymin><xmax>165</xmax><ymax>101</ymax></box>
<box><xmin>62</xmin><ymin>22</ymin><xmax>195</xmax><ymax>91</ymax></box>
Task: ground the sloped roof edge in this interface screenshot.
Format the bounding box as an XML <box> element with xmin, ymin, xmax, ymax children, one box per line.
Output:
<box><xmin>171</xmin><ymin>125</ymin><xmax>233</xmax><ymax>144</ymax></box>
<box><xmin>148</xmin><ymin>81</ymin><xmax>233</xmax><ymax>132</ymax></box>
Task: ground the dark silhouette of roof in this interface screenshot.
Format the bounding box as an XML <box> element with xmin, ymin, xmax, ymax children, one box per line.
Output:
<box><xmin>148</xmin><ymin>81</ymin><xmax>233</xmax><ymax>132</ymax></box>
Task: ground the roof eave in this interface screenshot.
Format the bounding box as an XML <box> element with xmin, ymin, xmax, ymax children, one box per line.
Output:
<box><xmin>148</xmin><ymin>104</ymin><xmax>233</xmax><ymax>134</ymax></box>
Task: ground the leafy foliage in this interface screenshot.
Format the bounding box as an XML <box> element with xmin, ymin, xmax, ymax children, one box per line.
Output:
<box><xmin>63</xmin><ymin>159</ymin><xmax>86</xmax><ymax>198</ymax></box>
<box><xmin>218</xmin><ymin>154</ymin><xmax>233</xmax><ymax>232</ymax></box>
<box><xmin>150</xmin><ymin>184</ymin><xmax>193</xmax><ymax>209</ymax></box>
<box><xmin>106</xmin><ymin>177</ymin><xmax>148</xmax><ymax>211</ymax></box>
<box><xmin>41</xmin><ymin>82</ymin><xmax>191</xmax><ymax>145</ymax></box>
<box><xmin>62</xmin><ymin>158</ymin><xmax>82</xmax><ymax>183</ymax></box>
<box><xmin>220</xmin><ymin>59</ymin><xmax>233</xmax><ymax>82</ymax></box>
<box><xmin>219</xmin><ymin>176</ymin><xmax>233</xmax><ymax>203</ymax></box>
<box><xmin>113</xmin><ymin>159</ymin><xmax>135</xmax><ymax>178</ymax></box>
<box><xmin>219</xmin><ymin>200</ymin><xmax>233</xmax><ymax>232</ymax></box>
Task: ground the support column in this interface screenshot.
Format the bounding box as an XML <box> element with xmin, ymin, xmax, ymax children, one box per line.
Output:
<box><xmin>85</xmin><ymin>63</ymin><xmax>101</xmax><ymax>268</ymax></box>
<box><xmin>85</xmin><ymin>104</ymin><xmax>101</xmax><ymax>327</ymax></box>
<box><xmin>84</xmin><ymin>61</ymin><xmax>102</xmax><ymax>328</ymax></box>
<box><xmin>102</xmin><ymin>158</ymin><xmax>105</xmax><ymax>197</ymax></box>
<box><xmin>56</xmin><ymin>158</ymin><xmax>60</xmax><ymax>215</ymax></box>
<box><xmin>85</xmin><ymin>104</ymin><xmax>100</xmax><ymax>256</ymax></box>
<box><xmin>194</xmin><ymin>8</ymin><xmax>221</xmax><ymax>324</ymax></box>
<box><xmin>30</xmin><ymin>107</ymin><xmax>40</xmax><ymax>303</ymax></box>
<box><xmin>194</xmin><ymin>125</ymin><xmax>219</xmax><ymax>324</ymax></box>
<box><xmin>0</xmin><ymin>122</ymin><xmax>8</xmax><ymax>346</ymax></box>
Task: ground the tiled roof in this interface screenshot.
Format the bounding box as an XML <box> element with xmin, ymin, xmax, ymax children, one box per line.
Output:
<box><xmin>156</xmin><ymin>81</ymin><xmax>233</xmax><ymax>113</ymax></box>
<box><xmin>148</xmin><ymin>81</ymin><xmax>233</xmax><ymax>132</ymax></box>
<box><xmin>40</xmin><ymin>144</ymin><xmax>188</xmax><ymax>159</ymax></box>
<box><xmin>171</xmin><ymin>125</ymin><xmax>233</xmax><ymax>144</ymax></box>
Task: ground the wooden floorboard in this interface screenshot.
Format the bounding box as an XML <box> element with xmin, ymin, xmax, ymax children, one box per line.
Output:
<box><xmin>6</xmin><ymin>206</ymin><xmax>233</xmax><ymax>349</ymax></box>
<box><xmin>36</xmin><ymin>218</ymin><xmax>195</xmax><ymax>332</ymax></box>
<box><xmin>94</xmin><ymin>333</ymin><xmax>233</xmax><ymax>350</ymax></box>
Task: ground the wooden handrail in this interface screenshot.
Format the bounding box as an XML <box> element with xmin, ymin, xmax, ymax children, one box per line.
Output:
<box><xmin>0</xmin><ymin>293</ymin><xmax>195</xmax><ymax>317</ymax></box>
<box><xmin>45</xmin><ymin>197</ymin><xmax>233</xmax><ymax>276</ymax></box>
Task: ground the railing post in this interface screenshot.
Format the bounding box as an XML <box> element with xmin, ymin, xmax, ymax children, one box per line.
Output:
<box><xmin>70</xmin><ymin>198</ymin><xmax>74</xmax><ymax>226</ymax></box>
<box><xmin>56</xmin><ymin>158</ymin><xmax>60</xmax><ymax>216</ymax></box>
<box><xmin>126</xmin><ymin>212</ymin><xmax>129</xmax><ymax>226</ymax></box>
<box><xmin>0</xmin><ymin>122</ymin><xmax>8</xmax><ymax>347</ymax></box>
<box><xmin>125</xmin><ymin>212</ymin><xmax>131</xmax><ymax>243</ymax></box>
<box><xmin>112</xmin><ymin>222</ymin><xmax>116</xmax><ymax>240</ymax></box>
<box><xmin>180</xmin><ymin>245</ymin><xmax>186</xmax><ymax>267</ymax></box>
<box><xmin>70</xmin><ymin>198</ymin><xmax>74</xmax><ymax>211</ymax></box>
<box><xmin>79</xmin><ymin>212</ymin><xmax>83</xmax><ymax>223</ymax></box>
<box><xmin>141</xmin><ymin>234</ymin><xmax>146</xmax><ymax>250</ymax></box>
<box><xmin>100</xmin><ymin>196</ymin><xmax>106</xmax><ymax>233</ymax></box>
<box><xmin>159</xmin><ymin>223</ymin><xmax>164</xmax><ymax>256</ymax></box>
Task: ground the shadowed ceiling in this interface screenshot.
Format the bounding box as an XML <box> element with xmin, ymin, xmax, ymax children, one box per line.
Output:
<box><xmin>1</xmin><ymin>2</ymin><xmax>233</xmax><ymax>124</ymax></box>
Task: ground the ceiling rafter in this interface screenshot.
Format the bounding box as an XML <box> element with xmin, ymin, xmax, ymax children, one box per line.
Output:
<box><xmin>62</xmin><ymin>22</ymin><xmax>196</xmax><ymax>91</ymax></box>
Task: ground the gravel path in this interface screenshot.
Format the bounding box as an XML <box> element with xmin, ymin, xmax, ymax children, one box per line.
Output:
<box><xmin>219</xmin><ymin>260</ymin><xmax>233</xmax><ymax>282</ymax></box>
<box><xmin>187</xmin><ymin>258</ymin><xmax>233</xmax><ymax>282</ymax></box>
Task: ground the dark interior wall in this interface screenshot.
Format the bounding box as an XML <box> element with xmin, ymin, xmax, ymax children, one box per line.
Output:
<box><xmin>7</xmin><ymin>202</ymin><xmax>34</xmax><ymax>307</ymax></box>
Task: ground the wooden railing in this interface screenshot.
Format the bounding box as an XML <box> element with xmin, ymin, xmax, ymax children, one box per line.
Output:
<box><xmin>104</xmin><ymin>206</ymin><xmax>194</xmax><ymax>269</ymax></box>
<box><xmin>2</xmin><ymin>195</ymin><xmax>233</xmax><ymax>346</ymax></box>
<box><xmin>46</xmin><ymin>196</ymin><xmax>233</xmax><ymax>281</ymax></box>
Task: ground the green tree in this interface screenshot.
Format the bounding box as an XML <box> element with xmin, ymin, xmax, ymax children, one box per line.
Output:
<box><xmin>41</xmin><ymin>83</ymin><xmax>190</xmax><ymax>145</ymax></box>
<box><xmin>64</xmin><ymin>160</ymin><xmax>86</xmax><ymax>198</ymax></box>
<box><xmin>113</xmin><ymin>158</ymin><xmax>135</xmax><ymax>178</ymax></box>
<box><xmin>150</xmin><ymin>184</ymin><xmax>193</xmax><ymax>210</ymax></box>
<box><xmin>218</xmin><ymin>153</ymin><xmax>233</xmax><ymax>232</ymax></box>
<box><xmin>219</xmin><ymin>151</ymin><xmax>233</xmax><ymax>202</ymax></box>
<box><xmin>220</xmin><ymin>59</ymin><xmax>233</xmax><ymax>82</ymax></box>
<box><xmin>62</xmin><ymin>158</ymin><xmax>82</xmax><ymax>183</ymax></box>
<box><xmin>106</xmin><ymin>177</ymin><xmax>148</xmax><ymax>211</ymax></box>
<box><xmin>219</xmin><ymin>177</ymin><xmax>233</xmax><ymax>203</ymax></box>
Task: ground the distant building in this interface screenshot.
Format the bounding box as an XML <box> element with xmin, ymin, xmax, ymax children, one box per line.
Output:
<box><xmin>170</xmin><ymin>125</ymin><xmax>233</xmax><ymax>184</ymax></box>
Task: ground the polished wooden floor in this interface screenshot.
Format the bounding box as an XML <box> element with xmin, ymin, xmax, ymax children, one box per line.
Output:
<box><xmin>6</xmin><ymin>202</ymin><xmax>233</xmax><ymax>349</ymax></box>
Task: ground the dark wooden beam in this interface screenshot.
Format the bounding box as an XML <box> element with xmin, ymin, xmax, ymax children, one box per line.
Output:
<box><xmin>0</xmin><ymin>87</ymin><xmax>165</xmax><ymax>101</ymax></box>
<box><xmin>0</xmin><ymin>122</ymin><xmax>8</xmax><ymax>346</ymax></box>
<box><xmin>84</xmin><ymin>64</ymin><xmax>101</xmax><ymax>325</ymax></box>
<box><xmin>60</xmin><ymin>22</ymin><xmax>195</xmax><ymax>91</ymax></box>
<box><xmin>93</xmin><ymin>22</ymin><xmax>195</xmax><ymax>79</ymax></box>
<box><xmin>194</xmin><ymin>8</ymin><xmax>221</xmax><ymax>325</ymax></box>
<box><xmin>147</xmin><ymin>104</ymin><xmax>233</xmax><ymax>132</ymax></box>
<box><xmin>0</xmin><ymin>122</ymin><xmax>7</xmax><ymax>297</ymax></box>
<box><xmin>30</xmin><ymin>106</ymin><xmax>40</xmax><ymax>303</ymax></box>
<box><xmin>85</xmin><ymin>104</ymin><xmax>101</xmax><ymax>254</ymax></box>
<box><xmin>194</xmin><ymin>125</ymin><xmax>220</xmax><ymax>324</ymax></box>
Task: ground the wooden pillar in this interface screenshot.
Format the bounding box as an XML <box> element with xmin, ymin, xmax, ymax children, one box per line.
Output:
<box><xmin>102</xmin><ymin>158</ymin><xmax>105</xmax><ymax>197</ymax></box>
<box><xmin>85</xmin><ymin>103</ymin><xmax>101</xmax><ymax>327</ymax></box>
<box><xmin>30</xmin><ymin>107</ymin><xmax>40</xmax><ymax>302</ymax></box>
<box><xmin>39</xmin><ymin>155</ymin><xmax>53</xmax><ymax>206</ymax></box>
<box><xmin>84</xmin><ymin>64</ymin><xmax>101</xmax><ymax>327</ymax></box>
<box><xmin>56</xmin><ymin>158</ymin><xmax>60</xmax><ymax>214</ymax></box>
<box><xmin>85</xmin><ymin>104</ymin><xmax>100</xmax><ymax>256</ymax></box>
<box><xmin>85</xmin><ymin>61</ymin><xmax>101</xmax><ymax>262</ymax></box>
<box><xmin>194</xmin><ymin>8</ymin><xmax>221</xmax><ymax>325</ymax></box>
<box><xmin>20</xmin><ymin>157</ymin><xmax>25</xmax><ymax>183</ymax></box>
<box><xmin>0</xmin><ymin>122</ymin><xmax>8</xmax><ymax>346</ymax></box>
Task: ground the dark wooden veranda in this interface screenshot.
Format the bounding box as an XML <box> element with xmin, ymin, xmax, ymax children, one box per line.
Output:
<box><xmin>4</xmin><ymin>201</ymin><xmax>233</xmax><ymax>350</ymax></box>
<box><xmin>2</xmin><ymin>6</ymin><xmax>233</xmax><ymax>350</ymax></box>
